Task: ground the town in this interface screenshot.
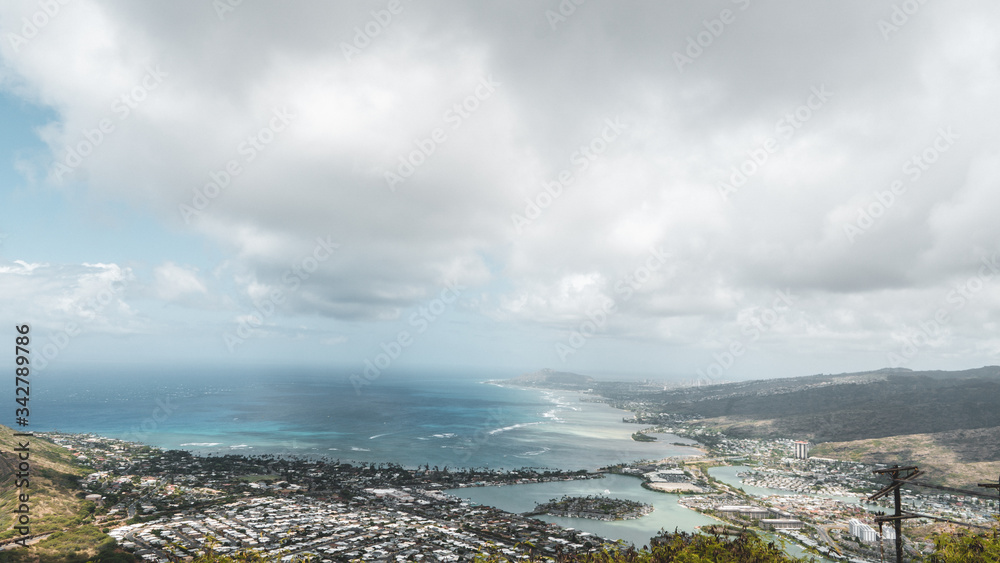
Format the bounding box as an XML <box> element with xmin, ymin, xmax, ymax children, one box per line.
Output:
<box><xmin>22</xmin><ymin>422</ymin><xmax>1000</xmax><ymax>563</ymax></box>
<box><xmin>615</xmin><ymin>421</ymin><xmax>1000</xmax><ymax>561</ymax></box>
<box><xmin>37</xmin><ymin>432</ymin><xmax>613</xmax><ymax>562</ymax></box>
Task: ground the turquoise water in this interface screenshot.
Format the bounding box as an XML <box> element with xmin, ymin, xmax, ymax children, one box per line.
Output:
<box><xmin>33</xmin><ymin>366</ymin><xmax>703</xmax><ymax>470</ymax></box>
<box><xmin>447</xmin><ymin>474</ymin><xmax>718</xmax><ymax>547</ymax></box>
<box><xmin>32</xmin><ymin>365</ymin><xmax>842</xmax><ymax>556</ymax></box>
<box><xmin>449</xmin><ymin>467</ymin><xmax>844</xmax><ymax>557</ymax></box>
<box><xmin>708</xmin><ymin>465</ymin><xmax>851</xmax><ymax>561</ymax></box>
<box><xmin>709</xmin><ymin>465</ymin><xmax>793</xmax><ymax>497</ymax></box>
<box><xmin>709</xmin><ymin>465</ymin><xmax>863</xmax><ymax>505</ymax></box>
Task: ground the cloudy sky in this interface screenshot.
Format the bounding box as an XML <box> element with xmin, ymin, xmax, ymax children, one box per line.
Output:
<box><xmin>2</xmin><ymin>0</ymin><xmax>999</xmax><ymax>381</ymax></box>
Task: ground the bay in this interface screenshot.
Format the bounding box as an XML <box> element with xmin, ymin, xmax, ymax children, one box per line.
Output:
<box><xmin>446</xmin><ymin>474</ymin><xmax>718</xmax><ymax>548</ymax></box>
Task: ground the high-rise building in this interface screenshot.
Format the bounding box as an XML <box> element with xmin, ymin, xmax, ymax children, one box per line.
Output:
<box><xmin>794</xmin><ymin>440</ymin><xmax>810</xmax><ymax>459</ymax></box>
<box><xmin>849</xmin><ymin>518</ymin><xmax>894</xmax><ymax>543</ymax></box>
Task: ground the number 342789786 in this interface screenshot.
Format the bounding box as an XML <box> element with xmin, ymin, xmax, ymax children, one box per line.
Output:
<box><xmin>15</xmin><ymin>324</ymin><xmax>30</xmax><ymax>424</ymax></box>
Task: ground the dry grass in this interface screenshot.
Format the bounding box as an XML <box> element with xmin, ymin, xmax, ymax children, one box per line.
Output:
<box><xmin>0</xmin><ymin>425</ymin><xmax>92</xmax><ymax>540</ymax></box>
<box><xmin>811</xmin><ymin>427</ymin><xmax>1000</xmax><ymax>489</ymax></box>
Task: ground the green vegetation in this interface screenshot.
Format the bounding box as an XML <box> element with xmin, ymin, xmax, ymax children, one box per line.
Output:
<box><xmin>659</xmin><ymin>368</ymin><xmax>1000</xmax><ymax>443</ymax></box>
<box><xmin>530</xmin><ymin>496</ymin><xmax>652</xmax><ymax>520</ymax></box>
<box><xmin>601</xmin><ymin>366</ymin><xmax>1000</xmax><ymax>488</ymax></box>
<box><xmin>0</xmin><ymin>426</ymin><xmax>137</xmax><ymax>562</ymax></box>
<box><xmin>490</xmin><ymin>532</ymin><xmax>804</xmax><ymax>561</ymax></box>
<box><xmin>112</xmin><ymin>528</ymin><xmax>1000</xmax><ymax>563</ymax></box>
<box><xmin>0</xmin><ymin>526</ymin><xmax>135</xmax><ymax>563</ymax></box>
<box><xmin>0</xmin><ymin>426</ymin><xmax>92</xmax><ymax>538</ymax></box>
<box><xmin>630</xmin><ymin>432</ymin><xmax>656</xmax><ymax>442</ymax></box>
<box><xmin>182</xmin><ymin>532</ymin><xmax>804</xmax><ymax>563</ymax></box>
<box><xmin>927</xmin><ymin>529</ymin><xmax>1000</xmax><ymax>562</ymax></box>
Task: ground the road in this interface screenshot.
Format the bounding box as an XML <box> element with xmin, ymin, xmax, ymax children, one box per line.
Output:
<box><xmin>816</xmin><ymin>524</ymin><xmax>843</xmax><ymax>557</ymax></box>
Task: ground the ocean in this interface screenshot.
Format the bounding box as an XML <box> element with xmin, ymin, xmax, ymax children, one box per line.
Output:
<box><xmin>29</xmin><ymin>366</ymin><xmax>833</xmax><ymax>552</ymax></box>
<box><xmin>30</xmin><ymin>365</ymin><xmax>771</xmax><ymax>549</ymax></box>
<box><xmin>32</xmin><ymin>366</ymin><xmax>702</xmax><ymax>470</ymax></box>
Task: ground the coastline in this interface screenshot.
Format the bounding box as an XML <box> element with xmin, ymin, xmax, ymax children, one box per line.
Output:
<box><xmin>40</xmin><ymin>372</ymin><xmax>708</xmax><ymax>471</ymax></box>
<box><xmin>493</xmin><ymin>381</ymin><xmax>708</xmax><ymax>463</ymax></box>
<box><xmin>455</xmin><ymin>381</ymin><xmax>723</xmax><ymax>545</ymax></box>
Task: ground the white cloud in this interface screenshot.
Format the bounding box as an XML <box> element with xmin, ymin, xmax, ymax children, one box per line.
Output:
<box><xmin>3</xmin><ymin>1</ymin><xmax>1000</xmax><ymax>376</ymax></box>
<box><xmin>152</xmin><ymin>262</ymin><xmax>207</xmax><ymax>302</ymax></box>
<box><xmin>0</xmin><ymin>260</ymin><xmax>137</xmax><ymax>333</ymax></box>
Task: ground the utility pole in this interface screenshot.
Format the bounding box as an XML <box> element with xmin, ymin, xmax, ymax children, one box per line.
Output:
<box><xmin>870</xmin><ymin>465</ymin><xmax>922</xmax><ymax>563</ymax></box>
<box><xmin>978</xmin><ymin>474</ymin><xmax>1000</xmax><ymax>516</ymax></box>
<box><xmin>893</xmin><ymin>474</ymin><xmax>903</xmax><ymax>563</ymax></box>
<box><xmin>868</xmin><ymin>467</ymin><xmax>1000</xmax><ymax>562</ymax></box>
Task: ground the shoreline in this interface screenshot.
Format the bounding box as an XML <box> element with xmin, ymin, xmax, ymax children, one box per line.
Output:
<box><xmin>461</xmin><ymin>383</ymin><xmax>724</xmax><ymax>538</ymax></box>
<box><xmin>49</xmin><ymin>377</ymin><xmax>710</xmax><ymax>474</ymax></box>
<box><xmin>518</xmin><ymin>383</ymin><xmax>711</xmax><ymax>463</ymax></box>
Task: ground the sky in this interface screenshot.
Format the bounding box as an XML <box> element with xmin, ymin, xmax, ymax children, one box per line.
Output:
<box><xmin>2</xmin><ymin>0</ymin><xmax>1000</xmax><ymax>382</ymax></box>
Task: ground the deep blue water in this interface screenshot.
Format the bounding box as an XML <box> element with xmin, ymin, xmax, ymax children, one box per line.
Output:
<box><xmin>31</xmin><ymin>366</ymin><xmax>701</xmax><ymax>469</ymax></box>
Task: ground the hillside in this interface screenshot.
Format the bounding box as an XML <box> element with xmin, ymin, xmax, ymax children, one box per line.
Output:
<box><xmin>0</xmin><ymin>424</ymin><xmax>119</xmax><ymax>561</ymax></box>
<box><xmin>602</xmin><ymin>366</ymin><xmax>1000</xmax><ymax>443</ymax></box>
<box><xmin>594</xmin><ymin>366</ymin><xmax>1000</xmax><ymax>487</ymax></box>
<box><xmin>810</xmin><ymin>426</ymin><xmax>1000</xmax><ymax>489</ymax></box>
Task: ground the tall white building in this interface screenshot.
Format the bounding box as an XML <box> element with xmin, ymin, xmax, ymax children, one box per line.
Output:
<box><xmin>849</xmin><ymin>518</ymin><xmax>877</xmax><ymax>543</ymax></box>
<box><xmin>849</xmin><ymin>518</ymin><xmax>894</xmax><ymax>543</ymax></box>
<box><xmin>794</xmin><ymin>440</ymin><xmax>810</xmax><ymax>460</ymax></box>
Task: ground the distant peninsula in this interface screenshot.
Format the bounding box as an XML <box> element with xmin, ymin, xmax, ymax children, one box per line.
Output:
<box><xmin>493</xmin><ymin>368</ymin><xmax>595</xmax><ymax>390</ymax></box>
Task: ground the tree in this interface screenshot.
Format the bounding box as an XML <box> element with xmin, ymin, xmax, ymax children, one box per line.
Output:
<box><xmin>927</xmin><ymin>528</ymin><xmax>1000</xmax><ymax>562</ymax></box>
<box><xmin>474</xmin><ymin>531</ymin><xmax>807</xmax><ymax>562</ymax></box>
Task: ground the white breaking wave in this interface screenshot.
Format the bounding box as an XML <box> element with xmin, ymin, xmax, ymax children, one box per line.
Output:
<box><xmin>515</xmin><ymin>446</ymin><xmax>551</xmax><ymax>457</ymax></box>
<box><xmin>488</xmin><ymin>421</ymin><xmax>543</xmax><ymax>435</ymax></box>
<box><xmin>179</xmin><ymin>442</ymin><xmax>223</xmax><ymax>447</ymax></box>
<box><xmin>351</xmin><ymin>447</ymin><xmax>371</xmax><ymax>451</ymax></box>
<box><xmin>541</xmin><ymin>409</ymin><xmax>564</xmax><ymax>422</ymax></box>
